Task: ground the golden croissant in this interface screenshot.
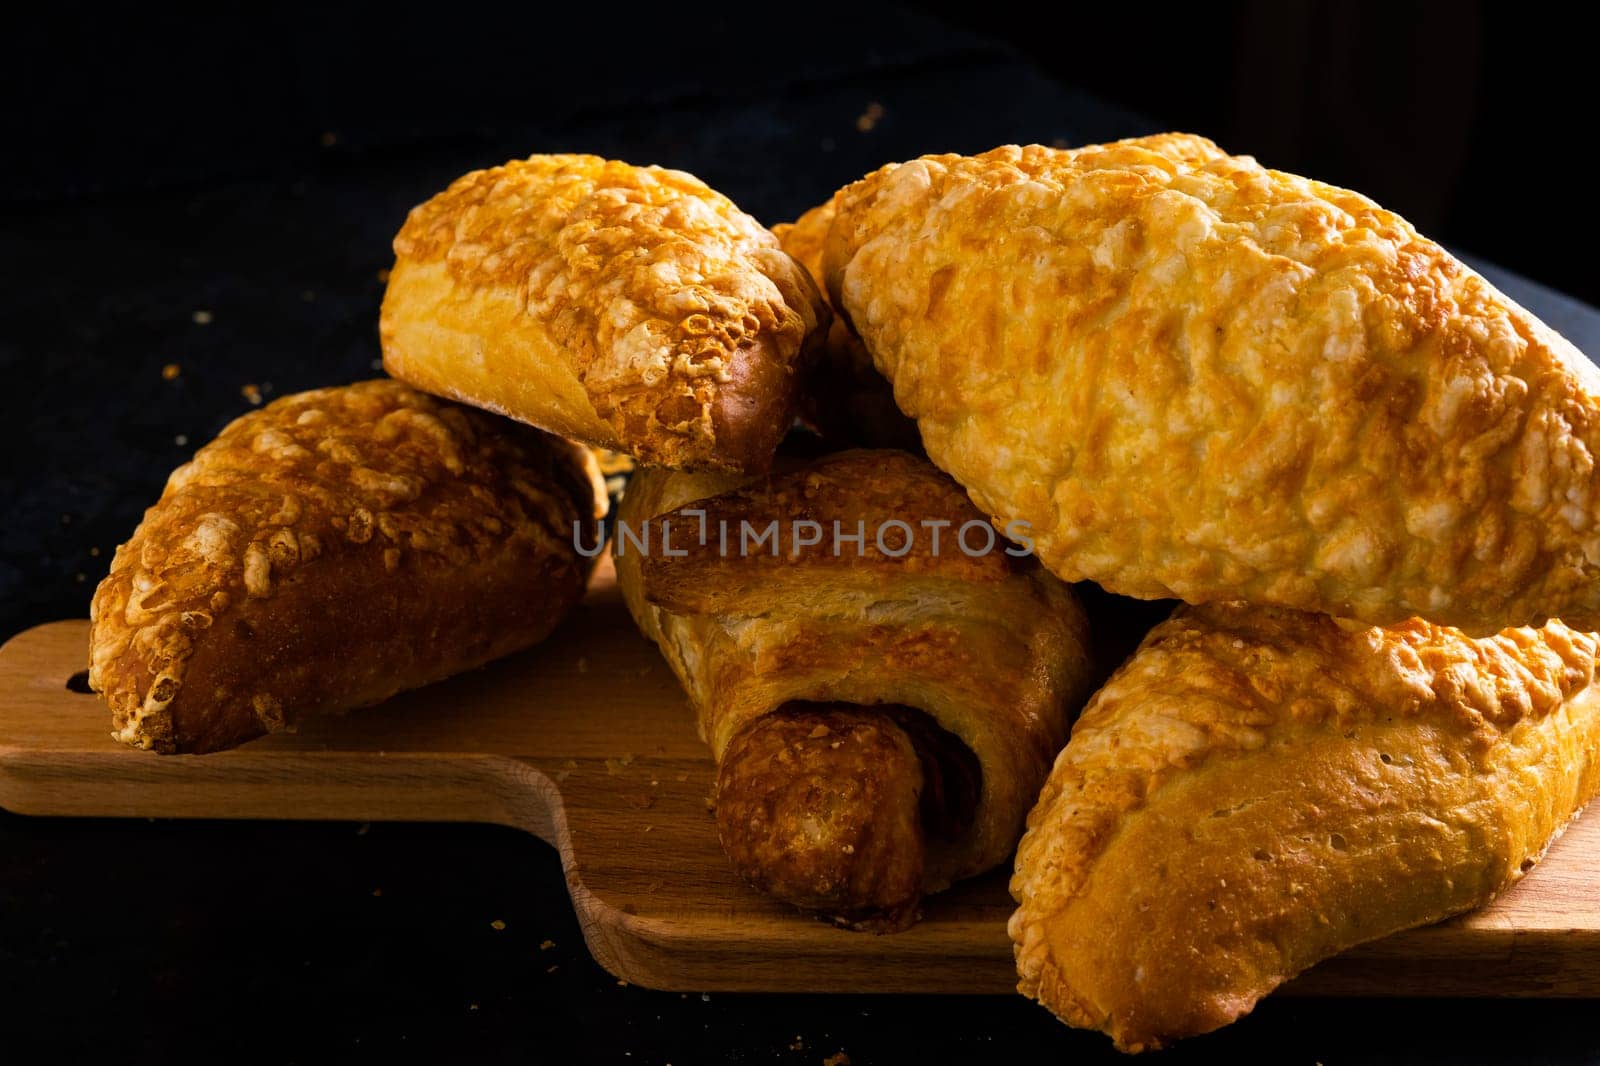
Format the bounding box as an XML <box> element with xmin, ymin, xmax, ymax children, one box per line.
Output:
<box><xmin>615</xmin><ymin>448</ymin><xmax>1093</xmax><ymax>928</ymax></box>
<box><xmin>822</xmin><ymin>133</ymin><xmax>1600</xmax><ymax>634</ymax></box>
<box><xmin>1010</xmin><ymin>603</ymin><xmax>1600</xmax><ymax>1051</ymax></box>
<box><xmin>382</xmin><ymin>154</ymin><xmax>829</xmax><ymax>474</ymax></box>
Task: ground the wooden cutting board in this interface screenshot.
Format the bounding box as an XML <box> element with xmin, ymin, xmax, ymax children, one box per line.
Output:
<box><xmin>3</xmin><ymin>557</ymin><xmax>1599</xmax><ymax>996</ymax></box>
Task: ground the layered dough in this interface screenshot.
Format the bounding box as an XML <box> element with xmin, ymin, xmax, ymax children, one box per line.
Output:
<box><xmin>823</xmin><ymin>133</ymin><xmax>1600</xmax><ymax>633</ymax></box>
<box><xmin>383</xmin><ymin>154</ymin><xmax>830</xmax><ymax>473</ymax></box>
<box><xmin>1010</xmin><ymin>604</ymin><xmax>1600</xmax><ymax>1051</ymax></box>
<box><xmin>89</xmin><ymin>380</ymin><xmax>605</xmax><ymax>753</ymax></box>
<box><xmin>616</xmin><ymin>448</ymin><xmax>1093</xmax><ymax>926</ymax></box>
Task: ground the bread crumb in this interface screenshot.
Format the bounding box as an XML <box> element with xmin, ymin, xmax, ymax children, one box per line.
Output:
<box><xmin>489</xmin><ymin>919</ymin><xmax>506</xmax><ymax>931</ymax></box>
<box><xmin>540</xmin><ymin>939</ymin><xmax>555</xmax><ymax>951</ymax></box>
<box><xmin>675</xmin><ymin>773</ymin><xmax>688</xmax><ymax>783</ymax></box>
<box><xmin>616</xmin><ymin>979</ymin><xmax>629</xmax><ymax>987</ymax></box>
<box><xmin>469</xmin><ymin>1003</ymin><xmax>479</xmax><ymax>1011</ymax></box>
<box><xmin>241</xmin><ymin>383</ymin><xmax>263</xmax><ymax>406</ymax></box>
<box><xmin>174</xmin><ymin>434</ymin><xmax>189</xmax><ymax>446</ymax></box>
<box><xmin>191</xmin><ymin>310</ymin><xmax>213</xmax><ymax>325</ymax></box>
<box><xmin>161</xmin><ymin>362</ymin><xmax>181</xmax><ymax>380</ymax></box>
<box><xmin>807</xmin><ymin>724</ymin><xmax>831</xmax><ymax>739</ymax></box>
<box><xmin>855</xmin><ymin>102</ymin><xmax>884</xmax><ymax>132</ymax></box>
<box><xmin>355</xmin><ymin>823</ymin><xmax>370</xmax><ymax>836</ymax></box>
<box><xmin>547</xmin><ymin>964</ymin><xmax>559</xmax><ymax>974</ymax></box>
<box><xmin>823</xmin><ymin>1054</ymin><xmax>851</xmax><ymax>1066</ymax></box>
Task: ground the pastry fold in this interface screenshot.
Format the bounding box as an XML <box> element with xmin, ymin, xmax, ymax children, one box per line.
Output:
<box><xmin>1009</xmin><ymin>603</ymin><xmax>1600</xmax><ymax>1051</ymax></box>
<box><xmin>382</xmin><ymin>154</ymin><xmax>829</xmax><ymax>474</ymax></box>
<box><xmin>89</xmin><ymin>380</ymin><xmax>605</xmax><ymax>753</ymax></box>
<box><xmin>616</xmin><ymin>448</ymin><xmax>1093</xmax><ymax>926</ymax></box>
<box><xmin>822</xmin><ymin>133</ymin><xmax>1600</xmax><ymax>634</ymax></box>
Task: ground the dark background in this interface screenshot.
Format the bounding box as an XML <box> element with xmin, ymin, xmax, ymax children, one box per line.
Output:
<box><xmin>4</xmin><ymin>4</ymin><xmax>1599</xmax><ymax>1063</ymax></box>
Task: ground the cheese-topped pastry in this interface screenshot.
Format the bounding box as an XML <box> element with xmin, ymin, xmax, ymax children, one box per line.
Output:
<box><xmin>823</xmin><ymin>134</ymin><xmax>1600</xmax><ymax>634</ymax></box>
<box><xmin>382</xmin><ymin>154</ymin><xmax>829</xmax><ymax>473</ymax></box>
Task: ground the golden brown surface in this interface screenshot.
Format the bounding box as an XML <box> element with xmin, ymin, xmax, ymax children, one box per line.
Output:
<box><xmin>382</xmin><ymin>154</ymin><xmax>829</xmax><ymax>473</ymax></box>
<box><xmin>823</xmin><ymin>133</ymin><xmax>1600</xmax><ymax>634</ymax></box>
<box><xmin>715</xmin><ymin>703</ymin><xmax>931</xmax><ymax>931</ymax></box>
<box><xmin>616</xmin><ymin>448</ymin><xmax>1093</xmax><ymax>926</ymax></box>
<box><xmin>88</xmin><ymin>380</ymin><xmax>605</xmax><ymax>754</ymax></box>
<box><xmin>773</xmin><ymin>200</ymin><xmax>919</xmax><ymax>450</ymax></box>
<box><xmin>1009</xmin><ymin>603</ymin><xmax>1600</xmax><ymax>1051</ymax></box>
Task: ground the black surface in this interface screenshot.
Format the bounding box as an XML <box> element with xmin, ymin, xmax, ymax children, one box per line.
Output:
<box><xmin>5</xmin><ymin>7</ymin><xmax>1600</xmax><ymax>1063</ymax></box>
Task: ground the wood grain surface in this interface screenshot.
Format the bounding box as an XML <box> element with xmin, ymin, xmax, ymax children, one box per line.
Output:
<box><xmin>3</xmin><ymin>557</ymin><xmax>1599</xmax><ymax>996</ymax></box>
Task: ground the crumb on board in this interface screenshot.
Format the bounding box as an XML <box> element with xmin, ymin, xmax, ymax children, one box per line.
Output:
<box><xmin>855</xmin><ymin>102</ymin><xmax>884</xmax><ymax>132</ymax></box>
<box><xmin>161</xmin><ymin>362</ymin><xmax>181</xmax><ymax>380</ymax></box>
<box><xmin>174</xmin><ymin>434</ymin><xmax>189</xmax><ymax>446</ymax></box>
<box><xmin>823</xmin><ymin>1053</ymin><xmax>851</xmax><ymax>1066</ymax></box>
<box><xmin>616</xmin><ymin>979</ymin><xmax>629</xmax><ymax>987</ymax></box>
<box><xmin>89</xmin><ymin>547</ymin><xmax>100</xmax><ymax>557</ymax></box>
<box><xmin>191</xmin><ymin>310</ymin><xmax>213</xmax><ymax>324</ymax></box>
<box><xmin>547</xmin><ymin>964</ymin><xmax>559</xmax><ymax>974</ymax></box>
<box><xmin>489</xmin><ymin>919</ymin><xmax>506</xmax><ymax>931</ymax></box>
<box><xmin>241</xmin><ymin>383</ymin><xmax>264</xmax><ymax>406</ymax></box>
<box><xmin>605</xmin><ymin>754</ymin><xmax>636</xmax><ymax>776</ymax></box>
<box><xmin>540</xmin><ymin>939</ymin><xmax>555</xmax><ymax>951</ymax></box>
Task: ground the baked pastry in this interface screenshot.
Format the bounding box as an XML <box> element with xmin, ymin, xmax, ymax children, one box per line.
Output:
<box><xmin>1010</xmin><ymin>604</ymin><xmax>1600</xmax><ymax>1051</ymax></box>
<box><xmin>381</xmin><ymin>154</ymin><xmax>829</xmax><ymax>474</ymax></box>
<box><xmin>89</xmin><ymin>379</ymin><xmax>605</xmax><ymax>754</ymax></box>
<box><xmin>616</xmin><ymin>448</ymin><xmax>1093</xmax><ymax>928</ymax></box>
<box><xmin>772</xmin><ymin>199</ymin><xmax>920</xmax><ymax>450</ymax></box>
<box><xmin>822</xmin><ymin>133</ymin><xmax>1600</xmax><ymax>634</ymax></box>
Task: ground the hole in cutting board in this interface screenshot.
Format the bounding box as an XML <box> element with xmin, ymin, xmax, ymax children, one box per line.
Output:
<box><xmin>65</xmin><ymin>669</ymin><xmax>93</xmax><ymax>694</ymax></box>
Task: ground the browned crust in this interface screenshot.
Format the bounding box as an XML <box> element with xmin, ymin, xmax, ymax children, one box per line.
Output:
<box><xmin>715</xmin><ymin>704</ymin><xmax>928</xmax><ymax>931</ymax></box>
<box><xmin>88</xmin><ymin>379</ymin><xmax>605</xmax><ymax>754</ymax></box>
<box><xmin>823</xmin><ymin>133</ymin><xmax>1600</xmax><ymax>634</ymax></box>
<box><xmin>1009</xmin><ymin>603</ymin><xmax>1600</xmax><ymax>1051</ymax></box>
<box><xmin>382</xmin><ymin>154</ymin><xmax>829</xmax><ymax>473</ymax></box>
<box><xmin>614</xmin><ymin>449</ymin><xmax>1094</xmax><ymax>924</ymax></box>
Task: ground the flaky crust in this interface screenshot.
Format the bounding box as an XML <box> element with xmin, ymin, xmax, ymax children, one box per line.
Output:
<box><xmin>615</xmin><ymin>449</ymin><xmax>1093</xmax><ymax>908</ymax></box>
<box><xmin>88</xmin><ymin>380</ymin><xmax>605</xmax><ymax>754</ymax></box>
<box><xmin>1009</xmin><ymin>604</ymin><xmax>1600</xmax><ymax>1051</ymax></box>
<box><xmin>823</xmin><ymin>134</ymin><xmax>1600</xmax><ymax>634</ymax></box>
<box><xmin>773</xmin><ymin>200</ymin><xmax>919</xmax><ymax>451</ymax></box>
<box><xmin>382</xmin><ymin>154</ymin><xmax>829</xmax><ymax>473</ymax></box>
